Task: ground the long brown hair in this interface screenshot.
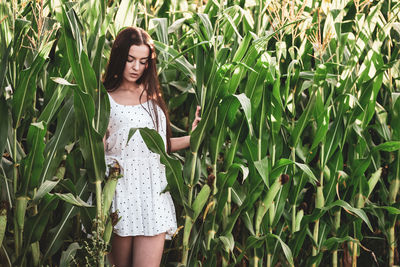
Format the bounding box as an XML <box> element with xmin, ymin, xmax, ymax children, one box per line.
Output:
<box><xmin>103</xmin><ymin>27</ymin><xmax>172</xmax><ymax>153</ymax></box>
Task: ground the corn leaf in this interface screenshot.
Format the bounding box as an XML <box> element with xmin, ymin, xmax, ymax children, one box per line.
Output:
<box><xmin>138</xmin><ymin>127</ymin><xmax>188</xmax><ymax>207</ymax></box>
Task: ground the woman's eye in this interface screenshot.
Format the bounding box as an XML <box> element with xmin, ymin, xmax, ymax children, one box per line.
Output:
<box><xmin>126</xmin><ymin>59</ymin><xmax>147</xmax><ymax>65</ymax></box>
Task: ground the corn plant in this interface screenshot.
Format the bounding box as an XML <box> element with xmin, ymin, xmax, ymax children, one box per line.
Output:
<box><xmin>0</xmin><ymin>0</ymin><xmax>118</xmax><ymax>266</ymax></box>
<box><xmin>148</xmin><ymin>0</ymin><xmax>400</xmax><ymax>266</ymax></box>
<box><xmin>1</xmin><ymin>0</ymin><xmax>400</xmax><ymax>266</ymax></box>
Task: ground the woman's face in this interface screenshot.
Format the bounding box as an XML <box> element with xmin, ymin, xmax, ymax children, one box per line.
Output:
<box><xmin>122</xmin><ymin>44</ymin><xmax>150</xmax><ymax>84</ymax></box>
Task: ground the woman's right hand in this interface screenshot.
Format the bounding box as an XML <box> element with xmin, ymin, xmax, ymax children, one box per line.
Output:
<box><xmin>191</xmin><ymin>106</ymin><xmax>201</xmax><ymax>131</ymax></box>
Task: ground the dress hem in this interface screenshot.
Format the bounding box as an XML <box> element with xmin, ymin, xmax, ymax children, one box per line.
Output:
<box><xmin>113</xmin><ymin>228</ymin><xmax>177</xmax><ymax>240</ymax></box>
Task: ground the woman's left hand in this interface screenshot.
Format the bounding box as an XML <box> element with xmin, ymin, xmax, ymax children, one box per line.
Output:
<box><xmin>191</xmin><ymin>105</ymin><xmax>201</xmax><ymax>131</ymax></box>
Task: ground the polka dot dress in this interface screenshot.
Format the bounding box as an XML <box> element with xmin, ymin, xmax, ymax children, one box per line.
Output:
<box><xmin>105</xmin><ymin>93</ymin><xmax>177</xmax><ymax>239</ymax></box>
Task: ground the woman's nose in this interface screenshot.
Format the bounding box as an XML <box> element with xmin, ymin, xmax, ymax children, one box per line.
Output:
<box><xmin>132</xmin><ymin>60</ymin><xmax>140</xmax><ymax>70</ymax></box>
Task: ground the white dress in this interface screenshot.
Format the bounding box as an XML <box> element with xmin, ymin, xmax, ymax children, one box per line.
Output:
<box><xmin>104</xmin><ymin>93</ymin><xmax>177</xmax><ymax>239</ymax></box>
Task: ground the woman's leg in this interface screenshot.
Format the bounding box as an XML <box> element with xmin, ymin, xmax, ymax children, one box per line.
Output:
<box><xmin>132</xmin><ymin>233</ymin><xmax>166</xmax><ymax>267</ymax></box>
<box><xmin>108</xmin><ymin>234</ymin><xmax>133</xmax><ymax>267</ymax></box>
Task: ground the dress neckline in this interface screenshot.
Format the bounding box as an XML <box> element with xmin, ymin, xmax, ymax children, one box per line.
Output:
<box><xmin>107</xmin><ymin>92</ymin><xmax>150</xmax><ymax>107</ymax></box>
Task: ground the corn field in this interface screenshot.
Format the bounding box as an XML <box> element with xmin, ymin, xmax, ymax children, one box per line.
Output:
<box><xmin>0</xmin><ymin>0</ymin><xmax>399</xmax><ymax>266</ymax></box>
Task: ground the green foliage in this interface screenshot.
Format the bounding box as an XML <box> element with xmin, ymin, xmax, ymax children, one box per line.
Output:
<box><xmin>0</xmin><ymin>0</ymin><xmax>399</xmax><ymax>266</ymax></box>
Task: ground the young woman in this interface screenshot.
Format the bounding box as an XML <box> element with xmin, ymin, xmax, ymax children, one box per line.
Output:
<box><xmin>102</xmin><ymin>27</ymin><xmax>200</xmax><ymax>267</ymax></box>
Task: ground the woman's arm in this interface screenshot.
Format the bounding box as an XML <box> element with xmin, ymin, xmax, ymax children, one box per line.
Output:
<box><xmin>170</xmin><ymin>106</ymin><xmax>201</xmax><ymax>152</ymax></box>
<box><xmin>170</xmin><ymin>136</ymin><xmax>190</xmax><ymax>152</ymax></box>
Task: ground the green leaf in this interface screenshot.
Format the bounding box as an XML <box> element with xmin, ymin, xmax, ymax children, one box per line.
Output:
<box><xmin>33</xmin><ymin>180</ymin><xmax>60</xmax><ymax>203</ymax></box>
<box><xmin>313</xmin><ymin>64</ymin><xmax>327</xmax><ymax>85</ymax></box>
<box><xmin>210</xmin><ymin>95</ymin><xmax>240</xmax><ymax>164</ymax></box>
<box><xmin>43</xmin><ymin>178</ymin><xmax>89</xmax><ymax>260</ymax></box>
<box><xmin>294</xmin><ymin>162</ymin><xmax>318</xmax><ymax>185</ymax></box>
<box><xmin>127</xmin><ymin>128</ymin><xmax>138</xmax><ymax>146</ymax></box>
<box><xmin>73</xmin><ymin>89</ymin><xmax>105</xmax><ymax>182</ymax></box>
<box><xmin>234</xmin><ymin>93</ymin><xmax>254</xmax><ymax>136</ymax></box>
<box><xmin>245</xmin><ymin>54</ymin><xmax>269</xmax><ymax>109</ymax></box>
<box><xmin>50</xmin><ymin>77</ymin><xmax>77</xmax><ymax>86</ymax></box>
<box><xmin>138</xmin><ymin>128</ymin><xmax>188</xmax><ymax>206</ymax></box>
<box><xmin>40</xmin><ymin>99</ymin><xmax>75</xmax><ymax>185</ymax></box>
<box><xmin>270</xmin><ymin>158</ymin><xmax>293</xmax><ymax>181</ymax></box>
<box><xmin>254</xmin><ymin>156</ymin><xmax>269</xmax><ymax>187</ymax></box>
<box><xmin>245</xmin><ymin>234</ymin><xmax>294</xmax><ymax>265</ymax></box>
<box><xmin>322</xmin><ymin>117</ymin><xmax>343</xmax><ymax>166</ymax></box>
<box><xmin>222</xmin><ymin>7</ymin><xmax>243</xmax><ymax>41</ymax></box>
<box><xmin>368</xmin><ymin>168</ymin><xmax>382</xmax><ymax>197</ymax></box>
<box><xmin>323</xmin><ymin>236</ymin><xmax>359</xmax><ymax>250</ymax></box>
<box><xmin>38</xmin><ymin>75</ymin><xmax>72</xmax><ymax>124</ymax></box>
<box><xmin>380</xmin><ymin>206</ymin><xmax>400</xmax><ymax>215</ymax></box>
<box><xmin>150</xmin><ymin>18</ymin><xmax>169</xmax><ymax>46</ymax></box>
<box><xmin>168</xmin><ymin>18</ymin><xmax>186</xmax><ymax>33</ymax></box>
<box><xmin>21</xmin><ymin>122</ymin><xmax>47</xmax><ymax>194</ymax></box>
<box><xmin>0</xmin><ymin>43</ymin><xmax>11</xmax><ymax>92</ymax></box>
<box><xmin>54</xmin><ymin>193</ymin><xmax>91</xmax><ymax>207</ymax></box>
<box><xmin>290</xmin><ymin>89</ymin><xmax>316</xmax><ymax>147</ymax></box>
<box><xmin>276</xmin><ymin>41</ymin><xmax>287</xmax><ymax>61</ymax></box>
<box><xmin>113</xmin><ymin>0</ymin><xmax>138</xmax><ymax>35</ymax></box>
<box><xmin>223</xmin><ymin>167</ymin><xmax>263</xmax><ymax>235</ymax></box>
<box><xmin>311</xmin><ymin>107</ymin><xmax>330</xmax><ymax>150</ymax></box>
<box><xmin>271</xmin><ymin>76</ymin><xmax>283</xmax><ymax>137</ymax></box>
<box><xmin>59</xmin><ymin>242</ymin><xmax>80</xmax><ymax>267</ymax></box>
<box><xmin>373</xmin><ymin>141</ymin><xmax>400</xmax><ymax>152</ymax></box>
<box><xmin>192</xmin><ymin>184</ymin><xmax>211</xmax><ymax>221</ymax></box>
<box><xmin>352</xmin><ymin>157</ymin><xmax>371</xmax><ymax>178</ymax></box>
<box><xmin>92</xmin><ymin>35</ymin><xmax>106</xmax><ymax>79</ymax></box>
<box><xmin>12</xmin><ymin>41</ymin><xmax>54</xmax><ymax>128</ymax></box>
<box><xmin>225</xmin><ymin>117</ymin><xmax>246</xmax><ymax>168</ymax></box>
<box><xmin>197</xmin><ymin>13</ymin><xmax>214</xmax><ymax>41</ymax></box>
<box><xmin>255</xmin><ymin>176</ymin><xmax>283</xmax><ymax>233</ymax></box>
<box><xmin>62</xmin><ymin>8</ymin><xmax>97</xmax><ymax>98</ymax></box>
<box><xmin>245</xmin><ymin>235</ymin><xmax>265</xmax><ymax>249</ymax></box>
<box><xmin>324</xmin><ymin>200</ymin><xmax>373</xmax><ymax>231</ymax></box>
<box><xmin>195</xmin><ymin>45</ymin><xmax>205</xmax><ymax>103</ymax></box>
<box><xmin>94</xmin><ymin>85</ymin><xmax>110</xmax><ymax>136</ymax></box>
<box><xmin>219</xmin><ymin>233</ymin><xmax>234</xmax><ymax>253</ymax></box>
<box><xmin>268</xmin><ymin>233</ymin><xmax>294</xmax><ymax>265</ymax></box>
<box><xmin>216</xmin><ymin>164</ymin><xmax>241</xmax><ymax>216</ymax></box>
<box><xmin>25</xmin><ymin>194</ymin><xmax>59</xmax><ymax>244</ymax></box>
<box><xmin>336</xmin><ymin>2</ymin><xmax>383</xmax><ymax>93</ymax></box>
<box><xmin>226</xmin><ymin>63</ymin><xmax>246</xmax><ymax>95</ymax></box>
<box><xmin>232</xmin><ymin>32</ymin><xmax>254</xmax><ymax>62</ymax></box>
<box><xmin>190</xmin><ymin>101</ymin><xmax>217</xmax><ymax>152</ymax></box>
<box><xmin>0</xmin><ymin>97</ymin><xmax>9</xmax><ymax>156</ymax></box>
<box><xmin>154</xmin><ymin>40</ymin><xmax>196</xmax><ymax>82</ymax></box>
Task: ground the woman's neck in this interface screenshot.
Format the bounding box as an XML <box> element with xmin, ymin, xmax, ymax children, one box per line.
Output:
<box><xmin>118</xmin><ymin>81</ymin><xmax>142</xmax><ymax>92</ymax></box>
